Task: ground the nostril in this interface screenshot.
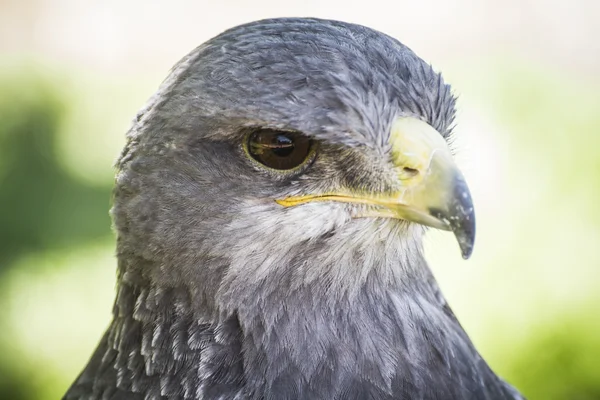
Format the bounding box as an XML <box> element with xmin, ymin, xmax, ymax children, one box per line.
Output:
<box><xmin>402</xmin><ymin>167</ymin><xmax>419</xmax><ymax>178</ymax></box>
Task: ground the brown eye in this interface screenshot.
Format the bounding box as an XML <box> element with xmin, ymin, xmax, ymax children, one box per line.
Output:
<box><xmin>247</xmin><ymin>129</ymin><xmax>313</xmax><ymax>171</ymax></box>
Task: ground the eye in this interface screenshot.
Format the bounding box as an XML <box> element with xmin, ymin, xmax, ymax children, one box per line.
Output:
<box><xmin>246</xmin><ymin>129</ymin><xmax>314</xmax><ymax>171</ymax></box>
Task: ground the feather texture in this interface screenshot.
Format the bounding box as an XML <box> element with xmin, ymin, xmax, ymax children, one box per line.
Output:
<box><xmin>64</xmin><ymin>17</ymin><xmax>523</xmax><ymax>400</ymax></box>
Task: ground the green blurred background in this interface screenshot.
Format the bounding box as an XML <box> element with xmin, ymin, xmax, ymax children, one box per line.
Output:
<box><xmin>1</xmin><ymin>1</ymin><xmax>599</xmax><ymax>399</ymax></box>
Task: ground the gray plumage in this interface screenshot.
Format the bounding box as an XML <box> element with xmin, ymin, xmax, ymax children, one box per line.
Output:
<box><xmin>64</xmin><ymin>18</ymin><xmax>523</xmax><ymax>400</ymax></box>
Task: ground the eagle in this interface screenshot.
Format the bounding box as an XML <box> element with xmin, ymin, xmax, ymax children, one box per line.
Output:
<box><xmin>64</xmin><ymin>17</ymin><xmax>523</xmax><ymax>400</ymax></box>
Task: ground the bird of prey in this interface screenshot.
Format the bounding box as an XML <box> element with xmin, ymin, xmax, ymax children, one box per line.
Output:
<box><xmin>64</xmin><ymin>18</ymin><xmax>523</xmax><ymax>400</ymax></box>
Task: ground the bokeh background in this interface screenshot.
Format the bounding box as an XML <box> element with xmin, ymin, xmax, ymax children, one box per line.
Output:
<box><xmin>1</xmin><ymin>0</ymin><xmax>599</xmax><ymax>399</ymax></box>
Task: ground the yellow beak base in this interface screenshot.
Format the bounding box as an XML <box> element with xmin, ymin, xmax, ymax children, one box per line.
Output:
<box><xmin>276</xmin><ymin>117</ymin><xmax>476</xmax><ymax>259</ymax></box>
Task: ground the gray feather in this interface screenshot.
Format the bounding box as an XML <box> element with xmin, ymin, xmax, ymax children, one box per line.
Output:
<box><xmin>64</xmin><ymin>17</ymin><xmax>523</xmax><ymax>400</ymax></box>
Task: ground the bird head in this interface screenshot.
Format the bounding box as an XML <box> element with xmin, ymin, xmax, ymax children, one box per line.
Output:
<box><xmin>112</xmin><ymin>18</ymin><xmax>474</xmax><ymax>311</ymax></box>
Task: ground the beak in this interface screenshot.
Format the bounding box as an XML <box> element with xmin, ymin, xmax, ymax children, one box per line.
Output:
<box><xmin>276</xmin><ymin>117</ymin><xmax>476</xmax><ymax>259</ymax></box>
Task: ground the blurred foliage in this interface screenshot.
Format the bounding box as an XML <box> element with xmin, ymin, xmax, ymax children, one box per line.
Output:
<box><xmin>450</xmin><ymin>60</ymin><xmax>600</xmax><ymax>400</ymax></box>
<box><xmin>0</xmin><ymin>69</ymin><xmax>113</xmax><ymax>400</ymax></box>
<box><xmin>0</xmin><ymin>60</ymin><xmax>599</xmax><ymax>400</ymax></box>
<box><xmin>505</xmin><ymin>315</ymin><xmax>600</xmax><ymax>400</ymax></box>
<box><xmin>0</xmin><ymin>70</ymin><xmax>112</xmax><ymax>269</ymax></box>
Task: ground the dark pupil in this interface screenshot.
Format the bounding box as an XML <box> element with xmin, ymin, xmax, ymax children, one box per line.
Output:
<box><xmin>271</xmin><ymin>135</ymin><xmax>294</xmax><ymax>157</ymax></box>
<box><xmin>248</xmin><ymin>129</ymin><xmax>311</xmax><ymax>170</ymax></box>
